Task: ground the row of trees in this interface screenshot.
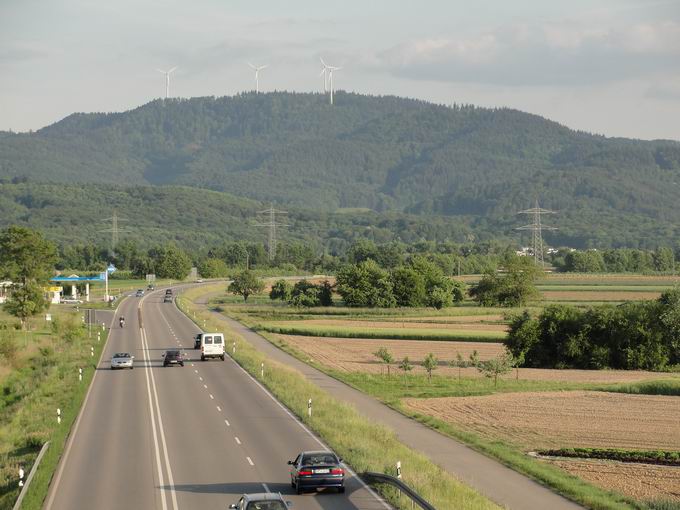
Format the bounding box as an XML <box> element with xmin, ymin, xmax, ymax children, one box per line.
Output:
<box><xmin>553</xmin><ymin>247</ymin><xmax>676</xmax><ymax>273</ymax></box>
<box><xmin>506</xmin><ymin>289</ymin><xmax>680</xmax><ymax>370</ymax></box>
<box><xmin>372</xmin><ymin>347</ymin><xmax>519</xmax><ymax>386</ymax></box>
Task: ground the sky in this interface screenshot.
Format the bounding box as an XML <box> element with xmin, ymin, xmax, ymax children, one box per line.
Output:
<box><xmin>1</xmin><ymin>0</ymin><xmax>679</xmax><ymax>140</ymax></box>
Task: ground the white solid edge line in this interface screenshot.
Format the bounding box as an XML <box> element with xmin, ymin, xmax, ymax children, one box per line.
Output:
<box><xmin>225</xmin><ymin>356</ymin><xmax>391</xmax><ymax>509</ymax></box>
<box><xmin>45</xmin><ymin>307</ymin><xmax>120</xmax><ymax>510</ymax></box>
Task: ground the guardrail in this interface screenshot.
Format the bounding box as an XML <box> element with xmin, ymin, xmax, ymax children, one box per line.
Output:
<box><xmin>361</xmin><ymin>472</ymin><xmax>436</xmax><ymax>510</ymax></box>
<box><xmin>13</xmin><ymin>441</ymin><xmax>50</xmax><ymax>510</ymax></box>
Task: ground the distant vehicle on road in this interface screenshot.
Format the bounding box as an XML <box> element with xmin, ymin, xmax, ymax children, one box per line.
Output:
<box><xmin>61</xmin><ymin>298</ymin><xmax>82</xmax><ymax>304</ymax></box>
<box><xmin>110</xmin><ymin>352</ymin><xmax>134</xmax><ymax>370</ymax></box>
<box><xmin>194</xmin><ymin>333</ymin><xmax>201</xmax><ymax>349</ymax></box>
<box><xmin>163</xmin><ymin>295</ymin><xmax>173</xmax><ymax>303</ymax></box>
<box><xmin>288</xmin><ymin>451</ymin><xmax>345</xmax><ymax>494</ymax></box>
<box><xmin>162</xmin><ymin>350</ymin><xmax>184</xmax><ymax>367</ymax></box>
<box><xmin>135</xmin><ymin>289</ymin><xmax>144</xmax><ymax>297</ymax></box>
<box><xmin>165</xmin><ymin>288</ymin><xmax>173</xmax><ymax>295</ymax></box>
<box><xmin>195</xmin><ymin>332</ymin><xmax>225</xmax><ymax>361</ymax></box>
<box><xmin>147</xmin><ymin>284</ymin><xmax>155</xmax><ymax>290</ymax></box>
<box><xmin>228</xmin><ymin>492</ymin><xmax>290</xmax><ymax>510</ymax></box>
<box><xmin>195</xmin><ymin>278</ymin><xmax>204</xmax><ymax>283</ymax></box>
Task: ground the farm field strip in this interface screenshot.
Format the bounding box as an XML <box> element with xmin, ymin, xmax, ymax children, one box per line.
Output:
<box><xmin>546</xmin><ymin>458</ymin><xmax>680</xmax><ymax>503</ymax></box>
<box><xmin>403</xmin><ymin>391</ymin><xmax>680</xmax><ymax>451</ymax></box>
<box><xmin>272</xmin><ymin>318</ymin><xmax>508</xmax><ymax>332</ymax></box>
<box><xmin>271</xmin><ymin>334</ymin><xmax>678</xmax><ymax>383</ymax></box>
<box><xmin>536</xmin><ymin>285</ymin><xmax>672</xmax><ymax>292</ymax></box>
<box><xmin>540</xmin><ymin>291</ymin><xmax>662</xmax><ymax>301</ymax></box>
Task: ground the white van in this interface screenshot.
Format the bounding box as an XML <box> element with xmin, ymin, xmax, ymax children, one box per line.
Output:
<box><xmin>196</xmin><ymin>333</ymin><xmax>225</xmax><ymax>361</ymax></box>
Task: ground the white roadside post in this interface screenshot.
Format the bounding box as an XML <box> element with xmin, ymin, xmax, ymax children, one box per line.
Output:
<box><xmin>396</xmin><ymin>460</ymin><xmax>402</xmax><ymax>499</ymax></box>
<box><xmin>101</xmin><ymin>323</ymin><xmax>105</xmax><ymax>331</ymax></box>
<box><xmin>18</xmin><ymin>467</ymin><xmax>24</xmax><ymax>487</ymax></box>
<box><xmin>97</xmin><ymin>331</ymin><xmax>101</xmax><ymax>342</ymax></box>
<box><xmin>232</xmin><ymin>342</ymin><xmax>236</xmax><ymax>355</ymax></box>
<box><xmin>90</xmin><ymin>346</ymin><xmax>94</xmax><ymax>357</ymax></box>
<box><xmin>261</xmin><ymin>362</ymin><xmax>264</xmax><ymax>378</ymax></box>
<box><xmin>57</xmin><ymin>408</ymin><xmax>61</xmax><ymax>424</ymax></box>
<box><xmin>308</xmin><ymin>398</ymin><xmax>312</xmax><ymax>418</ymax></box>
<box><xmin>78</xmin><ymin>368</ymin><xmax>83</xmax><ymax>382</ymax></box>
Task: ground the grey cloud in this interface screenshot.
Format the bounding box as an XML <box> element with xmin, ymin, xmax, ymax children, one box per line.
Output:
<box><xmin>375</xmin><ymin>21</ymin><xmax>680</xmax><ymax>87</ymax></box>
<box><xmin>646</xmin><ymin>84</ymin><xmax>680</xmax><ymax>101</ymax></box>
<box><xmin>0</xmin><ymin>44</ymin><xmax>51</xmax><ymax>63</ymax></box>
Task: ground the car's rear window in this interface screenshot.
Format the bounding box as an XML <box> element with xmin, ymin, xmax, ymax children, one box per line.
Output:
<box><xmin>246</xmin><ymin>502</ymin><xmax>286</xmax><ymax>510</ymax></box>
<box><xmin>204</xmin><ymin>336</ymin><xmax>213</xmax><ymax>344</ymax></box>
<box><xmin>302</xmin><ymin>454</ymin><xmax>337</xmax><ymax>465</ymax></box>
<box><xmin>213</xmin><ymin>335</ymin><xmax>223</xmax><ymax>344</ymax></box>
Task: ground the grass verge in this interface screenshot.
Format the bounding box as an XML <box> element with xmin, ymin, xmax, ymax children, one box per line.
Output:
<box><xmin>177</xmin><ymin>286</ymin><xmax>501</xmax><ymax>510</ymax></box>
<box><xmin>255</xmin><ymin>324</ymin><xmax>506</xmax><ymax>342</ymax></box>
<box><xmin>0</xmin><ymin>312</ymin><xmax>110</xmax><ymax>510</ymax></box>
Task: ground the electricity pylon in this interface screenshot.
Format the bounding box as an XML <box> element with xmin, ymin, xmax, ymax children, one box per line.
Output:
<box><xmin>516</xmin><ymin>199</ymin><xmax>557</xmax><ymax>267</ymax></box>
<box><xmin>255</xmin><ymin>205</ymin><xmax>288</xmax><ymax>262</ymax></box>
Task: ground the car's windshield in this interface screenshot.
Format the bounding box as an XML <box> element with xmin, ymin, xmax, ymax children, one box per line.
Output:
<box><xmin>302</xmin><ymin>454</ymin><xmax>337</xmax><ymax>465</ymax></box>
<box><xmin>246</xmin><ymin>501</ymin><xmax>286</xmax><ymax>510</ymax></box>
<box><xmin>114</xmin><ymin>353</ymin><xmax>130</xmax><ymax>358</ymax></box>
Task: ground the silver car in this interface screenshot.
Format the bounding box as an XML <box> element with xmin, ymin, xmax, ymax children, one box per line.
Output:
<box><xmin>110</xmin><ymin>352</ymin><xmax>134</xmax><ymax>370</ymax></box>
<box><xmin>229</xmin><ymin>493</ymin><xmax>290</xmax><ymax>510</ymax></box>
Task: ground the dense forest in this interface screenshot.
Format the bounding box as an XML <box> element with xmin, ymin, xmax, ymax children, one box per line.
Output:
<box><xmin>1</xmin><ymin>92</ymin><xmax>680</xmax><ymax>248</ymax></box>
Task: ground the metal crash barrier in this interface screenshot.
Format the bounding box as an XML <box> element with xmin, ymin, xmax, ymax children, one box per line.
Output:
<box><xmin>361</xmin><ymin>472</ymin><xmax>437</xmax><ymax>510</ymax></box>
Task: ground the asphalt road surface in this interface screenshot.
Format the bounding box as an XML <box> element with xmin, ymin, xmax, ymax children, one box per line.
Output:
<box><xmin>45</xmin><ymin>289</ymin><xmax>390</xmax><ymax>510</ymax></box>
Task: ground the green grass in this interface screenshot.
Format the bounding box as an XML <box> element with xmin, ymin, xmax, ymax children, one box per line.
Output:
<box><xmin>597</xmin><ymin>379</ymin><xmax>680</xmax><ymax>396</ymax></box>
<box><xmin>0</xmin><ymin>309</ymin><xmax>109</xmax><ymax>510</ymax></box>
<box><xmin>256</xmin><ymin>323</ymin><xmax>506</xmax><ymax>342</ymax></box>
<box><xmin>537</xmin><ymin>448</ymin><xmax>680</xmax><ymax>466</ymax></box>
<box><xmin>536</xmin><ymin>285</ymin><xmax>668</xmax><ymax>292</ymax></box>
<box><xmin>177</xmin><ymin>287</ymin><xmax>501</xmax><ymax>510</ymax></box>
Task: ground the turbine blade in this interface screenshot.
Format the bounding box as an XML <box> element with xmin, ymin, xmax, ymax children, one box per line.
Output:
<box><xmin>319</xmin><ymin>68</ymin><xmax>326</xmax><ymax>76</ymax></box>
<box><xmin>320</xmin><ymin>57</ymin><xmax>327</xmax><ymax>66</ymax></box>
<box><xmin>168</xmin><ymin>66</ymin><xmax>178</xmax><ymax>73</ymax></box>
<box><xmin>248</xmin><ymin>62</ymin><xmax>256</xmax><ymax>69</ymax></box>
<box><xmin>156</xmin><ymin>69</ymin><xmax>166</xmax><ymax>74</ymax></box>
<box><xmin>260</xmin><ymin>65</ymin><xmax>268</xmax><ymax>70</ymax></box>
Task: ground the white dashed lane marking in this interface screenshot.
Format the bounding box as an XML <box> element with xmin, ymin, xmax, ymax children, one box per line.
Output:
<box><xmin>234</xmin><ymin>437</ymin><xmax>241</xmax><ymax>445</ymax></box>
<box><xmin>246</xmin><ymin>457</ymin><xmax>254</xmax><ymax>466</ymax></box>
<box><xmin>225</xmin><ymin>419</ymin><xmax>230</xmax><ymax>427</ymax></box>
<box><xmin>209</xmin><ymin>394</ymin><xmax>214</xmax><ymax>400</ymax></box>
<box><xmin>216</xmin><ymin>406</ymin><xmax>221</xmax><ymax>412</ymax></box>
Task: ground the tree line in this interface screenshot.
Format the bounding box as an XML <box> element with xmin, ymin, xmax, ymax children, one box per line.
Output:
<box><xmin>506</xmin><ymin>290</ymin><xmax>680</xmax><ymax>371</ymax></box>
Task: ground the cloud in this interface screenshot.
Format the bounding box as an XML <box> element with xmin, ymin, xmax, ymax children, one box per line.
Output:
<box><xmin>0</xmin><ymin>43</ymin><xmax>51</xmax><ymax>63</ymax></box>
<box><xmin>375</xmin><ymin>20</ymin><xmax>680</xmax><ymax>87</ymax></box>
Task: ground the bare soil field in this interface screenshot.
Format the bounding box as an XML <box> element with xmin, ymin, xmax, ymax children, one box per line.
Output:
<box><xmin>273</xmin><ymin>334</ymin><xmax>676</xmax><ymax>383</ymax></box>
<box><xmin>403</xmin><ymin>391</ymin><xmax>680</xmax><ymax>451</ymax></box>
<box><xmin>546</xmin><ymin>458</ymin><xmax>680</xmax><ymax>502</ymax></box>
<box><xmin>541</xmin><ymin>291</ymin><xmax>661</xmax><ymax>301</ymax></box>
<box><xmin>277</xmin><ymin>318</ymin><xmax>508</xmax><ymax>332</ymax></box>
<box><xmin>275</xmin><ymin>334</ymin><xmax>505</xmax><ymax>372</ymax></box>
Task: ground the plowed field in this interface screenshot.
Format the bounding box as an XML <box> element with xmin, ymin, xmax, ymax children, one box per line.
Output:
<box><xmin>273</xmin><ymin>334</ymin><xmax>677</xmax><ymax>382</ymax></box>
<box><xmin>404</xmin><ymin>391</ymin><xmax>680</xmax><ymax>451</ymax></box>
<box><xmin>277</xmin><ymin>318</ymin><xmax>508</xmax><ymax>332</ymax></box>
<box><xmin>546</xmin><ymin>459</ymin><xmax>680</xmax><ymax>502</ymax></box>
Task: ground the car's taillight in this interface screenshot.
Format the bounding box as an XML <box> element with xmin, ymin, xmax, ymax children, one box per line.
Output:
<box><xmin>331</xmin><ymin>468</ymin><xmax>344</xmax><ymax>475</ymax></box>
<box><xmin>298</xmin><ymin>470</ymin><xmax>313</xmax><ymax>476</ymax></box>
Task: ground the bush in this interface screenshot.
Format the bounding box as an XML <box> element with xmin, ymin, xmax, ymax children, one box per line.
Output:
<box><xmin>0</xmin><ymin>331</ymin><xmax>18</xmax><ymax>366</ymax></box>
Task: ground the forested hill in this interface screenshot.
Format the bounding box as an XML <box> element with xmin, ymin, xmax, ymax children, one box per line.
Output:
<box><xmin>1</xmin><ymin>92</ymin><xmax>680</xmax><ymax>247</ymax></box>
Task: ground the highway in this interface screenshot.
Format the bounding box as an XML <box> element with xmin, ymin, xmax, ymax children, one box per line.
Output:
<box><xmin>45</xmin><ymin>288</ymin><xmax>390</xmax><ymax>510</ymax></box>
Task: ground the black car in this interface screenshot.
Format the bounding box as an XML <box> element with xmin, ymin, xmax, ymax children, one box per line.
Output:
<box><xmin>163</xmin><ymin>295</ymin><xmax>173</xmax><ymax>303</ymax></box>
<box><xmin>288</xmin><ymin>451</ymin><xmax>345</xmax><ymax>494</ymax></box>
<box><xmin>194</xmin><ymin>334</ymin><xmax>201</xmax><ymax>349</ymax></box>
<box><xmin>165</xmin><ymin>288</ymin><xmax>173</xmax><ymax>295</ymax></box>
<box><xmin>162</xmin><ymin>350</ymin><xmax>184</xmax><ymax>367</ymax></box>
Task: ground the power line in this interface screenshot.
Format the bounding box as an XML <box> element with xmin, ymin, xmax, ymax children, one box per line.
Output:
<box><xmin>516</xmin><ymin>199</ymin><xmax>557</xmax><ymax>267</ymax></box>
<box><xmin>254</xmin><ymin>204</ymin><xmax>288</xmax><ymax>262</ymax></box>
<box><xmin>99</xmin><ymin>211</ymin><xmax>131</xmax><ymax>253</ymax></box>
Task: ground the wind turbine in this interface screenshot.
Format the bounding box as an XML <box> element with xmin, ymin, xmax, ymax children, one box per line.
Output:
<box><xmin>319</xmin><ymin>57</ymin><xmax>329</xmax><ymax>93</ymax></box>
<box><xmin>156</xmin><ymin>66</ymin><xmax>178</xmax><ymax>99</ymax></box>
<box><xmin>327</xmin><ymin>62</ymin><xmax>342</xmax><ymax>105</ymax></box>
<box><xmin>247</xmin><ymin>63</ymin><xmax>268</xmax><ymax>93</ymax></box>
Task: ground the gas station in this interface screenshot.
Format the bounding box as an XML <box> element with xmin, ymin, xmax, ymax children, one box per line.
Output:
<box><xmin>50</xmin><ymin>265</ymin><xmax>116</xmax><ymax>303</ymax></box>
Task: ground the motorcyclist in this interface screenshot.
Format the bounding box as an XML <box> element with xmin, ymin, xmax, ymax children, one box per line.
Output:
<box><xmin>119</xmin><ymin>316</ymin><xmax>125</xmax><ymax>328</ymax></box>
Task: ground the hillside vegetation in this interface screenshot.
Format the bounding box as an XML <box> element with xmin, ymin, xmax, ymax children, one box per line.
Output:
<box><xmin>2</xmin><ymin>92</ymin><xmax>680</xmax><ymax>247</ymax></box>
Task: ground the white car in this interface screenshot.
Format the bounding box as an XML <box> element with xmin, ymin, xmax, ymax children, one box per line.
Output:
<box><xmin>110</xmin><ymin>352</ymin><xmax>134</xmax><ymax>370</ymax></box>
<box><xmin>196</xmin><ymin>333</ymin><xmax>225</xmax><ymax>361</ymax></box>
